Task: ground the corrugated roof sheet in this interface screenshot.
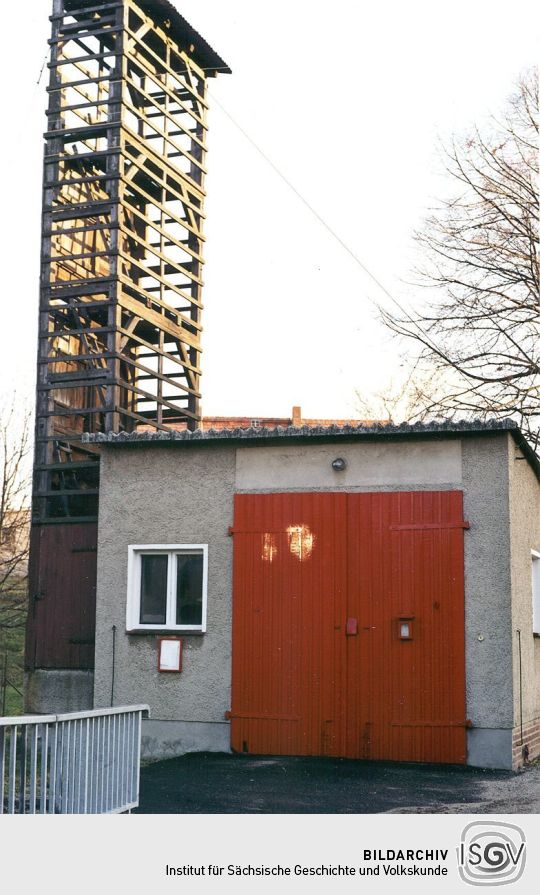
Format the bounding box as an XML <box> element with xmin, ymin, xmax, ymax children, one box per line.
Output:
<box><xmin>136</xmin><ymin>0</ymin><xmax>231</xmax><ymax>73</ymax></box>
<box><xmin>64</xmin><ymin>0</ymin><xmax>230</xmax><ymax>73</ymax></box>
<box><xmin>84</xmin><ymin>417</ymin><xmax>520</xmax><ymax>441</ymax></box>
<box><xmin>136</xmin><ymin>0</ymin><xmax>231</xmax><ymax>74</ymax></box>
<box><xmin>83</xmin><ymin>418</ymin><xmax>540</xmax><ymax>480</ymax></box>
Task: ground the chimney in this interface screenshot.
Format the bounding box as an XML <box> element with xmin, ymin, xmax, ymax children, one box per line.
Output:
<box><xmin>292</xmin><ymin>406</ymin><xmax>302</xmax><ymax>427</ymax></box>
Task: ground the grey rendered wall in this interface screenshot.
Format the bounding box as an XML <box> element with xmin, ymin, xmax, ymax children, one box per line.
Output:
<box><xmin>236</xmin><ymin>440</ymin><xmax>462</xmax><ymax>491</ymax></box>
<box><xmin>508</xmin><ymin>434</ymin><xmax>540</xmax><ymax>748</ymax></box>
<box><xmin>94</xmin><ymin>444</ymin><xmax>236</xmax><ymax>759</ymax></box>
<box><xmin>96</xmin><ymin>438</ymin><xmax>465</xmax><ymax>760</ymax></box>
<box><xmin>25</xmin><ymin>670</ymin><xmax>94</xmax><ymax>714</ymax></box>
<box><xmin>237</xmin><ymin>435</ymin><xmax>514</xmax><ymax>767</ymax></box>
<box><xmin>461</xmin><ymin>436</ymin><xmax>513</xmax><ymax>768</ymax></box>
<box><xmin>95</xmin><ymin>433</ymin><xmax>517</xmax><ymax>767</ymax></box>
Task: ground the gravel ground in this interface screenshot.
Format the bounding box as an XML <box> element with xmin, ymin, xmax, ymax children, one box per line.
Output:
<box><xmin>390</xmin><ymin>764</ymin><xmax>540</xmax><ymax>813</ymax></box>
<box><xmin>136</xmin><ymin>753</ymin><xmax>540</xmax><ymax>814</ymax></box>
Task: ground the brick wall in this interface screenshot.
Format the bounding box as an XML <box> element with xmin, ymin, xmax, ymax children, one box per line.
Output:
<box><xmin>513</xmin><ymin>717</ymin><xmax>540</xmax><ymax>768</ymax></box>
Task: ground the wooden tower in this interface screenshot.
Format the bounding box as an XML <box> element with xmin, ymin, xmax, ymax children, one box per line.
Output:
<box><xmin>26</xmin><ymin>0</ymin><xmax>229</xmax><ymax>689</ymax></box>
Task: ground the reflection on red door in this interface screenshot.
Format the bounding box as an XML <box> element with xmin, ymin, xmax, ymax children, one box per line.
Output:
<box><xmin>230</xmin><ymin>491</ymin><xmax>467</xmax><ymax>764</ymax></box>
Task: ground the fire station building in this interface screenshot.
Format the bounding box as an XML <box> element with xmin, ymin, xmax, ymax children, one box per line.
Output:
<box><xmin>28</xmin><ymin>419</ymin><xmax>540</xmax><ymax>770</ymax></box>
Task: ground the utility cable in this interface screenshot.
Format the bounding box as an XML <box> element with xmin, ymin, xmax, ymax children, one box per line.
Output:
<box><xmin>208</xmin><ymin>90</ymin><xmax>438</xmax><ymax>349</ymax></box>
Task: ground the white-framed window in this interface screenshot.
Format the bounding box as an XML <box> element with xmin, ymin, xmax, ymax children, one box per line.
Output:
<box><xmin>532</xmin><ymin>551</ymin><xmax>540</xmax><ymax>636</ymax></box>
<box><xmin>126</xmin><ymin>545</ymin><xmax>208</xmax><ymax>633</ymax></box>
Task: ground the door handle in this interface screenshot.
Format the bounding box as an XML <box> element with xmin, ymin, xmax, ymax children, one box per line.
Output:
<box><xmin>346</xmin><ymin>617</ymin><xmax>358</xmax><ymax>636</ymax></box>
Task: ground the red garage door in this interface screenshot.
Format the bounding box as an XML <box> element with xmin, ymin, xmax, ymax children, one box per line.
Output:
<box><xmin>230</xmin><ymin>491</ymin><xmax>467</xmax><ymax>764</ymax></box>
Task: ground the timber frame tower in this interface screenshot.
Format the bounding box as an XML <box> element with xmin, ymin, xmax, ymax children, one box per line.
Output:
<box><xmin>26</xmin><ymin>0</ymin><xmax>229</xmax><ymax>696</ymax></box>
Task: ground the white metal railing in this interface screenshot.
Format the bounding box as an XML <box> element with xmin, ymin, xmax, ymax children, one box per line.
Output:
<box><xmin>0</xmin><ymin>705</ymin><xmax>148</xmax><ymax>814</ymax></box>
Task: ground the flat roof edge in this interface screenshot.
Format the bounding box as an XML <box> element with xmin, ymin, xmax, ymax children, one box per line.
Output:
<box><xmin>85</xmin><ymin>419</ymin><xmax>526</xmax><ymax>442</ymax></box>
<box><xmin>84</xmin><ymin>419</ymin><xmax>540</xmax><ymax>482</ymax></box>
<box><xmin>85</xmin><ymin>418</ymin><xmax>522</xmax><ymax>442</ymax></box>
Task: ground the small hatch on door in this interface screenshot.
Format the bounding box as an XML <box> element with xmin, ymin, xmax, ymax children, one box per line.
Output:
<box><xmin>398</xmin><ymin>617</ymin><xmax>414</xmax><ymax>640</ymax></box>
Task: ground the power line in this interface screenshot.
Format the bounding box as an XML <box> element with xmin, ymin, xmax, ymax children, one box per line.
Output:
<box><xmin>208</xmin><ymin>89</ymin><xmax>432</xmax><ymax>343</ymax></box>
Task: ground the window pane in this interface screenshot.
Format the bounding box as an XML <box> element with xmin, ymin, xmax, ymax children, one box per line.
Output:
<box><xmin>140</xmin><ymin>554</ymin><xmax>168</xmax><ymax>624</ymax></box>
<box><xmin>176</xmin><ymin>553</ymin><xmax>203</xmax><ymax>625</ymax></box>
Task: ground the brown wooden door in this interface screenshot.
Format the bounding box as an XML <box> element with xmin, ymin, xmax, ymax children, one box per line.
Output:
<box><xmin>231</xmin><ymin>491</ymin><xmax>467</xmax><ymax>763</ymax></box>
<box><xmin>26</xmin><ymin>522</ymin><xmax>97</xmax><ymax>670</ymax></box>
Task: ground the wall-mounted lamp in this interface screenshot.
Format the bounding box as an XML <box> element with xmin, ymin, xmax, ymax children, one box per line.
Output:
<box><xmin>332</xmin><ymin>457</ymin><xmax>347</xmax><ymax>471</ymax></box>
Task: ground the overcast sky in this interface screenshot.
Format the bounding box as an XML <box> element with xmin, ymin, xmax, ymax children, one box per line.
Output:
<box><xmin>0</xmin><ymin>0</ymin><xmax>537</xmax><ymax>419</ymax></box>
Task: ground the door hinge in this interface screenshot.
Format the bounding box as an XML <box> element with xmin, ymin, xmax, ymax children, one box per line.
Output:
<box><xmin>389</xmin><ymin>521</ymin><xmax>470</xmax><ymax>531</ymax></box>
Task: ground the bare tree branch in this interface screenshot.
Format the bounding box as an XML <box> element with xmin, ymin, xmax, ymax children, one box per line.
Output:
<box><xmin>383</xmin><ymin>69</ymin><xmax>539</xmax><ymax>441</ymax></box>
<box><xmin>0</xmin><ymin>400</ymin><xmax>32</xmax><ymax>631</ymax></box>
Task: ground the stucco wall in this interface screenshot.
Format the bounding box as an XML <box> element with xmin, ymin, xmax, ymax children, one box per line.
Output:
<box><xmin>461</xmin><ymin>436</ymin><xmax>515</xmax><ymax>767</ymax></box>
<box><xmin>508</xmin><ymin>433</ymin><xmax>540</xmax><ymax>761</ymax></box>
<box><xmin>94</xmin><ymin>432</ymin><xmax>530</xmax><ymax>767</ymax></box>
<box><xmin>25</xmin><ymin>670</ymin><xmax>94</xmax><ymax>714</ymax></box>
<box><xmin>462</xmin><ymin>436</ymin><xmax>513</xmax><ymax>727</ymax></box>
<box><xmin>94</xmin><ymin>444</ymin><xmax>236</xmax><ymax>755</ymax></box>
<box><xmin>236</xmin><ymin>440</ymin><xmax>462</xmax><ymax>491</ymax></box>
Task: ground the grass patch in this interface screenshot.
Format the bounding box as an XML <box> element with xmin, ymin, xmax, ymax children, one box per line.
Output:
<box><xmin>0</xmin><ymin>582</ymin><xmax>27</xmax><ymax>716</ymax></box>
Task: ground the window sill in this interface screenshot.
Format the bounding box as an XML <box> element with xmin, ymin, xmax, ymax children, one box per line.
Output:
<box><xmin>126</xmin><ymin>628</ymin><xmax>205</xmax><ymax>636</ymax></box>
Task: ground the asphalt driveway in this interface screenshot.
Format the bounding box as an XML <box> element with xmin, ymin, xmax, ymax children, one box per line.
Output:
<box><xmin>135</xmin><ymin>753</ymin><xmax>540</xmax><ymax>814</ymax></box>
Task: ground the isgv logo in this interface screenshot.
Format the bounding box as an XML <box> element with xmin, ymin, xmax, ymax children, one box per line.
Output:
<box><xmin>458</xmin><ymin>822</ymin><xmax>526</xmax><ymax>886</ymax></box>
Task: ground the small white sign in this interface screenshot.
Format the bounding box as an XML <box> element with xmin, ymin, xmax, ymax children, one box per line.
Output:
<box><xmin>159</xmin><ymin>638</ymin><xmax>182</xmax><ymax>672</ymax></box>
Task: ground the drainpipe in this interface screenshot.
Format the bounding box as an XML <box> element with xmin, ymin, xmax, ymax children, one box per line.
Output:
<box><xmin>111</xmin><ymin>625</ymin><xmax>117</xmax><ymax>707</ymax></box>
<box><xmin>516</xmin><ymin>629</ymin><xmax>528</xmax><ymax>760</ymax></box>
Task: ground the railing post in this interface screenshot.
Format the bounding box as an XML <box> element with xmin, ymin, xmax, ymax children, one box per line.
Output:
<box><xmin>8</xmin><ymin>726</ymin><xmax>17</xmax><ymax>814</ymax></box>
<box><xmin>28</xmin><ymin>724</ymin><xmax>39</xmax><ymax>814</ymax></box>
<box><xmin>50</xmin><ymin>722</ymin><xmax>59</xmax><ymax>813</ymax></box>
<box><xmin>39</xmin><ymin>723</ymin><xmax>49</xmax><ymax>814</ymax></box>
<box><xmin>19</xmin><ymin>726</ymin><xmax>28</xmax><ymax>812</ymax></box>
<box><xmin>0</xmin><ymin>726</ymin><xmax>5</xmax><ymax>815</ymax></box>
